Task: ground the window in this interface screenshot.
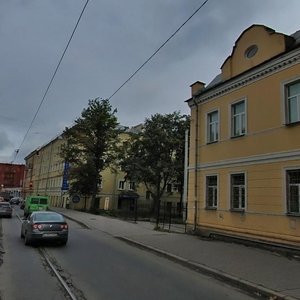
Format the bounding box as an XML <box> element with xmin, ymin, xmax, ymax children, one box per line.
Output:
<box><xmin>167</xmin><ymin>183</ymin><xmax>179</xmax><ymax>193</ymax></box>
<box><xmin>118</xmin><ymin>180</ymin><xmax>125</xmax><ymax>190</ymax></box>
<box><xmin>286</xmin><ymin>170</ymin><xmax>300</xmax><ymax>215</ymax></box>
<box><xmin>231</xmin><ymin>173</ymin><xmax>245</xmax><ymax>210</ymax></box>
<box><xmin>206</xmin><ymin>175</ymin><xmax>218</xmax><ymax>209</ymax></box>
<box><xmin>231</xmin><ymin>100</ymin><xmax>246</xmax><ymax>137</ymax></box>
<box><xmin>128</xmin><ymin>181</ymin><xmax>135</xmax><ymax>191</ymax></box>
<box><xmin>244</xmin><ymin>45</ymin><xmax>258</xmax><ymax>59</ymax></box>
<box><xmin>286</xmin><ymin>81</ymin><xmax>300</xmax><ymax>124</ymax></box>
<box><xmin>146</xmin><ymin>191</ymin><xmax>151</xmax><ymax>200</ymax></box>
<box><xmin>207</xmin><ymin>110</ymin><xmax>219</xmax><ymax>143</ymax></box>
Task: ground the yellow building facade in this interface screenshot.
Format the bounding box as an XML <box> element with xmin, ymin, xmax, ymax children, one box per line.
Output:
<box><xmin>186</xmin><ymin>25</ymin><xmax>300</xmax><ymax>247</ymax></box>
<box><xmin>24</xmin><ymin>127</ymin><xmax>181</xmax><ymax>212</ymax></box>
<box><xmin>24</xmin><ymin>135</ymin><xmax>66</xmax><ymax>207</ymax></box>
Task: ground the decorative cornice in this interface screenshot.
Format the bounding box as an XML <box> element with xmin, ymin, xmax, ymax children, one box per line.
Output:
<box><xmin>193</xmin><ymin>47</ymin><xmax>300</xmax><ymax>105</ymax></box>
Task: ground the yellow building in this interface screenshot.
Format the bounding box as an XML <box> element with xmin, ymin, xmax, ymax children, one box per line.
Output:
<box><xmin>24</xmin><ymin>135</ymin><xmax>66</xmax><ymax>207</ymax></box>
<box><xmin>24</xmin><ymin>125</ymin><xmax>181</xmax><ymax>212</ymax></box>
<box><xmin>186</xmin><ymin>25</ymin><xmax>300</xmax><ymax>247</ymax></box>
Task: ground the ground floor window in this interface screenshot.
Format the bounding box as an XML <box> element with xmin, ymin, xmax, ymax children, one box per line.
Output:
<box><xmin>206</xmin><ymin>175</ymin><xmax>218</xmax><ymax>209</ymax></box>
<box><xmin>286</xmin><ymin>169</ymin><xmax>300</xmax><ymax>215</ymax></box>
<box><xmin>231</xmin><ymin>173</ymin><xmax>245</xmax><ymax>210</ymax></box>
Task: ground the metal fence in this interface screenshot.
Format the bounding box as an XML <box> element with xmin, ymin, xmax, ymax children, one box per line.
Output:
<box><xmin>101</xmin><ymin>201</ymin><xmax>187</xmax><ymax>233</ymax></box>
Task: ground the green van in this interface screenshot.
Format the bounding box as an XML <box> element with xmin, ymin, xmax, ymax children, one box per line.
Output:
<box><xmin>24</xmin><ymin>196</ymin><xmax>49</xmax><ymax>217</ymax></box>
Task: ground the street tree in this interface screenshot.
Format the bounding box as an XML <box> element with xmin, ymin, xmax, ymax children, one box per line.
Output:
<box><xmin>61</xmin><ymin>98</ymin><xmax>120</xmax><ymax>210</ymax></box>
<box><xmin>119</xmin><ymin>112</ymin><xmax>189</xmax><ymax>227</ymax></box>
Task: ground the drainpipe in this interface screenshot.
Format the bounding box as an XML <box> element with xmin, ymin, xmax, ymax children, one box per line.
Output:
<box><xmin>182</xmin><ymin>129</ymin><xmax>189</xmax><ymax>222</ymax></box>
<box><xmin>188</xmin><ymin>81</ymin><xmax>205</xmax><ymax>232</ymax></box>
<box><xmin>193</xmin><ymin>98</ymin><xmax>199</xmax><ymax>232</ymax></box>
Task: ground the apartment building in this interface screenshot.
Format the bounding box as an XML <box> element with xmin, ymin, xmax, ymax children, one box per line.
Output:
<box><xmin>24</xmin><ymin>126</ymin><xmax>181</xmax><ymax>212</ymax></box>
<box><xmin>186</xmin><ymin>25</ymin><xmax>300</xmax><ymax>246</ymax></box>
<box><xmin>24</xmin><ymin>135</ymin><xmax>65</xmax><ymax>206</ymax></box>
<box><xmin>0</xmin><ymin>163</ymin><xmax>25</xmax><ymax>198</ymax></box>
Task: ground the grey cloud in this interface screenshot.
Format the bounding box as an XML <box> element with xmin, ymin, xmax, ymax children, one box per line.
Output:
<box><xmin>0</xmin><ymin>0</ymin><xmax>300</xmax><ymax>164</ymax></box>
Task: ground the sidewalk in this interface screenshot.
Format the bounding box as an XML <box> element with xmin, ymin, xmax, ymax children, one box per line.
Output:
<box><xmin>51</xmin><ymin>207</ymin><xmax>300</xmax><ymax>300</ymax></box>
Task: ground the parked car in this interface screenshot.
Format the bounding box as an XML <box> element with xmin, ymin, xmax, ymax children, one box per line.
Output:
<box><xmin>21</xmin><ymin>211</ymin><xmax>68</xmax><ymax>246</ymax></box>
<box><xmin>10</xmin><ymin>197</ymin><xmax>20</xmax><ymax>205</ymax></box>
<box><xmin>24</xmin><ymin>196</ymin><xmax>49</xmax><ymax>217</ymax></box>
<box><xmin>0</xmin><ymin>202</ymin><xmax>12</xmax><ymax>218</ymax></box>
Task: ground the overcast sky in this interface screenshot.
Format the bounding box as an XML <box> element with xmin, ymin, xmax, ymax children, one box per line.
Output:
<box><xmin>1</xmin><ymin>0</ymin><xmax>300</xmax><ymax>164</ymax></box>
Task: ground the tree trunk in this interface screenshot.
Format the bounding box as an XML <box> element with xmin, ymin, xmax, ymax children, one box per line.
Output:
<box><xmin>90</xmin><ymin>179</ymin><xmax>98</xmax><ymax>211</ymax></box>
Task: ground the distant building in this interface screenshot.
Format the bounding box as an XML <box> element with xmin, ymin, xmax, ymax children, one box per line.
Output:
<box><xmin>186</xmin><ymin>25</ymin><xmax>300</xmax><ymax>247</ymax></box>
<box><xmin>0</xmin><ymin>163</ymin><xmax>25</xmax><ymax>198</ymax></box>
<box><xmin>23</xmin><ymin>127</ymin><xmax>181</xmax><ymax>212</ymax></box>
<box><xmin>23</xmin><ymin>135</ymin><xmax>65</xmax><ymax>206</ymax></box>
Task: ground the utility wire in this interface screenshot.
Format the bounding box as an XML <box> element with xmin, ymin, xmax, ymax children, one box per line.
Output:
<box><xmin>108</xmin><ymin>0</ymin><xmax>209</xmax><ymax>100</ymax></box>
<box><xmin>14</xmin><ymin>0</ymin><xmax>209</xmax><ymax>162</ymax></box>
<box><xmin>14</xmin><ymin>0</ymin><xmax>90</xmax><ymax>162</ymax></box>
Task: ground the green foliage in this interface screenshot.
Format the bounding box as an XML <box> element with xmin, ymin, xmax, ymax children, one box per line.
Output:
<box><xmin>119</xmin><ymin>111</ymin><xmax>189</xmax><ymax>215</ymax></box>
<box><xmin>61</xmin><ymin>98</ymin><xmax>120</xmax><ymax>209</ymax></box>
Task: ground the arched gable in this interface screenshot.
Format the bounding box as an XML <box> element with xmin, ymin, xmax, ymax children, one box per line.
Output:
<box><xmin>221</xmin><ymin>25</ymin><xmax>294</xmax><ymax>80</ymax></box>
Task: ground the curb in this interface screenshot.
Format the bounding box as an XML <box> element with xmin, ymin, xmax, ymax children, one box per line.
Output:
<box><xmin>117</xmin><ymin>236</ymin><xmax>298</xmax><ymax>300</ymax></box>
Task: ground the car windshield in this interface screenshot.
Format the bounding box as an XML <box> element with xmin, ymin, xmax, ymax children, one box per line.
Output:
<box><xmin>33</xmin><ymin>213</ymin><xmax>64</xmax><ymax>222</ymax></box>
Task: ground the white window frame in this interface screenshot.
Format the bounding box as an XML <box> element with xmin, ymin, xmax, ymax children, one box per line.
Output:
<box><xmin>206</xmin><ymin>109</ymin><xmax>219</xmax><ymax>143</ymax></box>
<box><xmin>167</xmin><ymin>183</ymin><xmax>179</xmax><ymax>193</ymax></box>
<box><xmin>285</xmin><ymin>169</ymin><xmax>300</xmax><ymax>215</ymax></box>
<box><xmin>283</xmin><ymin>79</ymin><xmax>300</xmax><ymax>124</ymax></box>
<box><xmin>128</xmin><ymin>181</ymin><xmax>135</xmax><ymax>191</ymax></box>
<box><xmin>230</xmin><ymin>172</ymin><xmax>246</xmax><ymax>211</ymax></box>
<box><xmin>205</xmin><ymin>174</ymin><xmax>218</xmax><ymax>209</ymax></box>
<box><xmin>230</xmin><ymin>99</ymin><xmax>247</xmax><ymax>137</ymax></box>
<box><xmin>118</xmin><ymin>179</ymin><xmax>126</xmax><ymax>190</ymax></box>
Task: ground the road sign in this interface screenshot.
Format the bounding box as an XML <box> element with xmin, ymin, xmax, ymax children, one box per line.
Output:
<box><xmin>72</xmin><ymin>194</ymin><xmax>80</xmax><ymax>203</ymax></box>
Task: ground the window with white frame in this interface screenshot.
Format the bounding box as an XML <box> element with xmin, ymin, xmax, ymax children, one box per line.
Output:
<box><xmin>286</xmin><ymin>169</ymin><xmax>300</xmax><ymax>214</ymax></box>
<box><xmin>128</xmin><ymin>181</ymin><xmax>135</xmax><ymax>191</ymax></box>
<box><xmin>285</xmin><ymin>81</ymin><xmax>300</xmax><ymax>124</ymax></box>
<box><xmin>167</xmin><ymin>183</ymin><xmax>179</xmax><ymax>193</ymax></box>
<box><xmin>206</xmin><ymin>175</ymin><xmax>218</xmax><ymax>208</ymax></box>
<box><xmin>231</xmin><ymin>173</ymin><xmax>245</xmax><ymax>210</ymax></box>
<box><xmin>207</xmin><ymin>110</ymin><xmax>219</xmax><ymax>143</ymax></box>
<box><xmin>231</xmin><ymin>100</ymin><xmax>246</xmax><ymax>137</ymax></box>
<box><xmin>118</xmin><ymin>180</ymin><xmax>126</xmax><ymax>190</ymax></box>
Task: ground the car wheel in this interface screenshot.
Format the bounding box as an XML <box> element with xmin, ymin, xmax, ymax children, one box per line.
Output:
<box><xmin>24</xmin><ymin>233</ymin><xmax>31</xmax><ymax>246</ymax></box>
<box><xmin>61</xmin><ymin>240</ymin><xmax>68</xmax><ymax>246</ymax></box>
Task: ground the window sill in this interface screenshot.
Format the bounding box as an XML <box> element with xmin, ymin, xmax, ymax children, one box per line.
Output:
<box><xmin>205</xmin><ymin>207</ymin><xmax>217</xmax><ymax>210</ymax></box>
<box><xmin>286</xmin><ymin>212</ymin><xmax>300</xmax><ymax>217</ymax></box>
<box><xmin>206</xmin><ymin>140</ymin><xmax>218</xmax><ymax>145</ymax></box>
<box><xmin>285</xmin><ymin>120</ymin><xmax>300</xmax><ymax>127</ymax></box>
<box><xmin>231</xmin><ymin>134</ymin><xmax>245</xmax><ymax>139</ymax></box>
<box><xmin>230</xmin><ymin>208</ymin><xmax>245</xmax><ymax>213</ymax></box>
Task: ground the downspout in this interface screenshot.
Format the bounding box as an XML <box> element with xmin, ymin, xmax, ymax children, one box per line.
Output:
<box><xmin>182</xmin><ymin>129</ymin><xmax>189</xmax><ymax>222</ymax></box>
<box><xmin>193</xmin><ymin>98</ymin><xmax>199</xmax><ymax>232</ymax></box>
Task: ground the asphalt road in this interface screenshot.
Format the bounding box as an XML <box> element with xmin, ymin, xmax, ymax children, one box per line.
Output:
<box><xmin>0</xmin><ymin>206</ymin><xmax>256</xmax><ymax>300</ymax></box>
<box><xmin>0</xmin><ymin>207</ymin><xmax>67</xmax><ymax>300</ymax></box>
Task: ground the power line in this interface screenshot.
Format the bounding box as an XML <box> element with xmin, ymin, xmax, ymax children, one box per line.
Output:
<box><xmin>14</xmin><ymin>0</ymin><xmax>90</xmax><ymax>163</ymax></box>
<box><xmin>14</xmin><ymin>0</ymin><xmax>209</xmax><ymax>162</ymax></box>
<box><xmin>108</xmin><ymin>0</ymin><xmax>210</xmax><ymax>100</ymax></box>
